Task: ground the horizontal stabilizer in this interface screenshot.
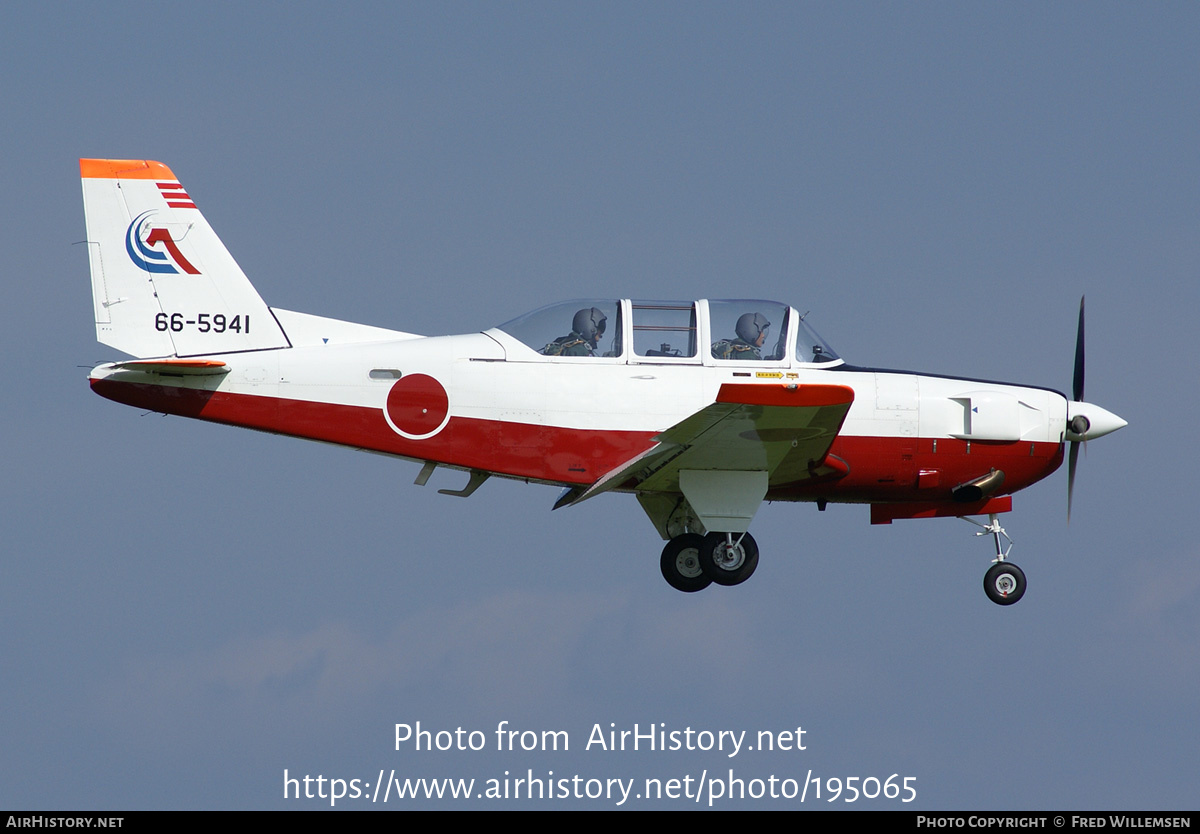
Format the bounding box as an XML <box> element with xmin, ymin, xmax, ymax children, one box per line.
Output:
<box><xmin>109</xmin><ymin>358</ymin><xmax>230</xmax><ymax>376</ymax></box>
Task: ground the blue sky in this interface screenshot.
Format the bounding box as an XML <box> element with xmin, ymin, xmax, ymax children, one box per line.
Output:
<box><xmin>1</xmin><ymin>2</ymin><xmax>1196</xmax><ymax>809</ymax></box>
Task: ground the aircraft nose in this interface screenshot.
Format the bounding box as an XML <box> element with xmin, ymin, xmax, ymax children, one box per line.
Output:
<box><xmin>1066</xmin><ymin>401</ymin><xmax>1127</xmax><ymax>441</ymax></box>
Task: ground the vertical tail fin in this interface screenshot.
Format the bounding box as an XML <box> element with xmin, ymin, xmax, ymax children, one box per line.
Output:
<box><xmin>80</xmin><ymin>159</ymin><xmax>289</xmax><ymax>358</ymax></box>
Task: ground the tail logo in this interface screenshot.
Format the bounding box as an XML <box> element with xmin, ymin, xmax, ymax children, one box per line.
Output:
<box><xmin>125</xmin><ymin>211</ymin><xmax>200</xmax><ymax>274</ymax></box>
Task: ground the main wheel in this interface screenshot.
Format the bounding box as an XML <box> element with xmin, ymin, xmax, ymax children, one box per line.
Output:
<box><xmin>983</xmin><ymin>562</ymin><xmax>1026</xmax><ymax>605</ymax></box>
<box><xmin>698</xmin><ymin>532</ymin><xmax>759</xmax><ymax>586</ymax></box>
<box><xmin>660</xmin><ymin>534</ymin><xmax>712</xmax><ymax>593</ymax></box>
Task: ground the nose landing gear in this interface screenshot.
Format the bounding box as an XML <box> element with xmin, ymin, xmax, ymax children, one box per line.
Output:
<box><xmin>964</xmin><ymin>513</ymin><xmax>1026</xmax><ymax>605</ymax></box>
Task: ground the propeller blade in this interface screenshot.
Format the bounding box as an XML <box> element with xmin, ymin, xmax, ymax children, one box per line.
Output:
<box><xmin>1073</xmin><ymin>295</ymin><xmax>1085</xmax><ymax>403</ymax></box>
<box><xmin>1067</xmin><ymin>441</ymin><xmax>1079</xmax><ymax>523</ymax></box>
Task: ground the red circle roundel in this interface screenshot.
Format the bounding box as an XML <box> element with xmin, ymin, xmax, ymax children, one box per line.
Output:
<box><xmin>384</xmin><ymin>374</ymin><xmax>449</xmax><ymax>438</ymax></box>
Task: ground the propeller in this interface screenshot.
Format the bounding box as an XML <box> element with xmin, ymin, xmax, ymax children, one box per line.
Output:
<box><xmin>1067</xmin><ymin>296</ymin><xmax>1085</xmax><ymax>521</ymax></box>
<box><xmin>1063</xmin><ymin>296</ymin><xmax>1126</xmax><ymax>521</ymax></box>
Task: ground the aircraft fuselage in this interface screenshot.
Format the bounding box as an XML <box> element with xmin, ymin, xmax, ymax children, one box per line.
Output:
<box><xmin>89</xmin><ymin>329</ymin><xmax>1067</xmax><ymax>512</ymax></box>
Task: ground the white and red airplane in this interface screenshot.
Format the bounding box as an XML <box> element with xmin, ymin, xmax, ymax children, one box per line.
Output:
<box><xmin>80</xmin><ymin>159</ymin><xmax>1126</xmax><ymax>604</ymax></box>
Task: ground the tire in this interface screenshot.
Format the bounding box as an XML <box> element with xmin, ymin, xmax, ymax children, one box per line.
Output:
<box><xmin>698</xmin><ymin>532</ymin><xmax>759</xmax><ymax>586</ymax></box>
<box><xmin>660</xmin><ymin>534</ymin><xmax>712</xmax><ymax>593</ymax></box>
<box><xmin>983</xmin><ymin>562</ymin><xmax>1026</xmax><ymax>605</ymax></box>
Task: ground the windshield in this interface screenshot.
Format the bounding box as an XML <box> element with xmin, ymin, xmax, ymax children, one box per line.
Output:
<box><xmin>796</xmin><ymin>315</ymin><xmax>840</xmax><ymax>363</ymax></box>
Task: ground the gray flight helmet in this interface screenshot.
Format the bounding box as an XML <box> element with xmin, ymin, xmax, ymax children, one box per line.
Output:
<box><xmin>573</xmin><ymin>307</ymin><xmax>607</xmax><ymax>343</ymax></box>
<box><xmin>735</xmin><ymin>312</ymin><xmax>770</xmax><ymax>344</ymax></box>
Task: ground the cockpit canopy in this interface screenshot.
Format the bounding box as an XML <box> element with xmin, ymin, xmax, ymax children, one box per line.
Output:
<box><xmin>494</xmin><ymin>299</ymin><xmax>839</xmax><ymax>364</ymax></box>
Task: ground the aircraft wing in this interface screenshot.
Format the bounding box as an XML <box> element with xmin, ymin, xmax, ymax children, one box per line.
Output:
<box><xmin>558</xmin><ymin>383</ymin><xmax>854</xmax><ymax>507</ymax></box>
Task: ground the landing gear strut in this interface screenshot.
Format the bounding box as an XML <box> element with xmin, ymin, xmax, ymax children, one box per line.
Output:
<box><xmin>964</xmin><ymin>513</ymin><xmax>1026</xmax><ymax>605</ymax></box>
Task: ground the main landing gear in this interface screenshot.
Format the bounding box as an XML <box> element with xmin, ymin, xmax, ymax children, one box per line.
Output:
<box><xmin>660</xmin><ymin>532</ymin><xmax>758</xmax><ymax>592</ymax></box>
<box><xmin>964</xmin><ymin>513</ymin><xmax>1026</xmax><ymax>606</ymax></box>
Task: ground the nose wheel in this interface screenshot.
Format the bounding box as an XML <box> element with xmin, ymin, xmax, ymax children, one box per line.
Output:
<box><xmin>964</xmin><ymin>513</ymin><xmax>1026</xmax><ymax>606</ymax></box>
<box><xmin>983</xmin><ymin>561</ymin><xmax>1026</xmax><ymax>605</ymax></box>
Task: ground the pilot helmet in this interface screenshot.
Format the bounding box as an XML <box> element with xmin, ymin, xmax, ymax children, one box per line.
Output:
<box><xmin>736</xmin><ymin>312</ymin><xmax>770</xmax><ymax>345</ymax></box>
<box><xmin>573</xmin><ymin>307</ymin><xmax>607</xmax><ymax>342</ymax></box>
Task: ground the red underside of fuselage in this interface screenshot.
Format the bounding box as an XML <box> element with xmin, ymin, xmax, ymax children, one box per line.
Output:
<box><xmin>91</xmin><ymin>379</ymin><xmax>1064</xmax><ymax>505</ymax></box>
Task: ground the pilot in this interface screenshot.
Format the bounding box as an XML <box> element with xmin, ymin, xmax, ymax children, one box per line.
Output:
<box><xmin>712</xmin><ymin>312</ymin><xmax>770</xmax><ymax>360</ymax></box>
<box><xmin>542</xmin><ymin>307</ymin><xmax>607</xmax><ymax>357</ymax></box>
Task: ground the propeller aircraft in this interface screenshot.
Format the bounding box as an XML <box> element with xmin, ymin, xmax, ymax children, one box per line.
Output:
<box><xmin>80</xmin><ymin>159</ymin><xmax>1126</xmax><ymax>604</ymax></box>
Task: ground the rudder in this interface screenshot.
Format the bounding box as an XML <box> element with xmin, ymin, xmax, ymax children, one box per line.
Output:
<box><xmin>80</xmin><ymin>159</ymin><xmax>289</xmax><ymax>358</ymax></box>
